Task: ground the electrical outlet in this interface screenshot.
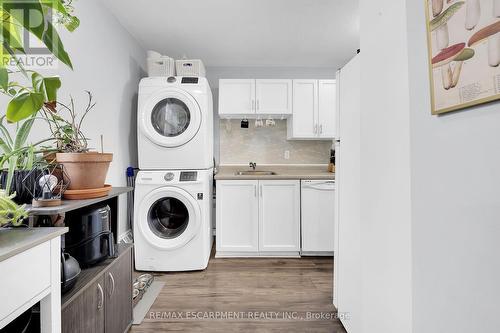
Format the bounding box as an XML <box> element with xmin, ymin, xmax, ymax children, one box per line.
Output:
<box><xmin>284</xmin><ymin>150</ymin><xmax>290</xmax><ymax>160</ymax></box>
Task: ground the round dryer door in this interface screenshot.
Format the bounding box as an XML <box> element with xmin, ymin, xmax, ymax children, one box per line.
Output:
<box><xmin>138</xmin><ymin>187</ymin><xmax>201</xmax><ymax>250</ymax></box>
<box><xmin>140</xmin><ymin>88</ymin><xmax>202</xmax><ymax>147</ymax></box>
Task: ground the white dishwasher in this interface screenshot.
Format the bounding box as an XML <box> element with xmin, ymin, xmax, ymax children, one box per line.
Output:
<box><xmin>301</xmin><ymin>180</ymin><xmax>335</xmax><ymax>255</ymax></box>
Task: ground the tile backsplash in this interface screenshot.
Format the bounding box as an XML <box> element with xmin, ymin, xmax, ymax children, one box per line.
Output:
<box><xmin>219</xmin><ymin>120</ymin><xmax>332</xmax><ymax>165</ymax></box>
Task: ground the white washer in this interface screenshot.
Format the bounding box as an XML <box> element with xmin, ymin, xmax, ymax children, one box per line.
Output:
<box><xmin>134</xmin><ymin>169</ymin><xmax>213</xmax><ymax>271</ymax></box>
<box><xmin>138</xmin><ymin>76</ymin><xmax>213</xmax><ymax>170</ymax></box>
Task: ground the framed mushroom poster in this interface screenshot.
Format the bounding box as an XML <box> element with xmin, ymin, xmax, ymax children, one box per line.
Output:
<box><xmin>426</xmin><ymin>0</ymin><xmax>500</xmax><ymax>114</ymax></box>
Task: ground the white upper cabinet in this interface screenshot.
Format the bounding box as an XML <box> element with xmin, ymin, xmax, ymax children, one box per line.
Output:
<box><xmin>219</xmin><ymin>78</ymin><xmax>336</xmax><ymax>138</ymax></box>
<box><xmin>219</xmin><ymin>79</ymin><xmax>292</xmax><ymax>117</ymax></box>
<box><xmin>287</xmin><ymin>79</ymin><xmax>337</xmax><ymax>140</ymax></box>
<box><xmin>318</xmin><ymin>80</ymin><xmax>337</xmax><ymax>139</ymax></box>
<box><xmin>255</xmin><ymin>79</ymin><xmax>292</xmax><ymax>115</ymax></box>
<box><xmin>219</xmin><ymin>79</ymin><xmax>255</xmax><ymax>115</ymax></box>
<box><xmin>287</xmin><ymin>80</ymin><xmax>318</xmax><ymax>139</ymax></box>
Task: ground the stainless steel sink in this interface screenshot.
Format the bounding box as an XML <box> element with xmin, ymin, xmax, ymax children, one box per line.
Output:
<box><xmin>235</xmin><ymin>171</ymin><xmax>277</xmax><ymax>176</ymax></box>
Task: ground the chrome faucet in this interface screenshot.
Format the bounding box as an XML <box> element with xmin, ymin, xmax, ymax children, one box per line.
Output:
<box><xmin>249</xmin><ymin>162</ymin><xmax>257</xmax><ymax>170</ymax></box>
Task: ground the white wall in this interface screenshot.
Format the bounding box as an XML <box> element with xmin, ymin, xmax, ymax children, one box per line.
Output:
<box><xmin>1</xmin><ymin>0</ymin><xmax>146</xmax><ymax>237</ymax></box>
<box><xmin>206</xmin><ymin>66</ymin><xmax>340</xmax><ymax>164</ymax></box>
<box><xmin>406</xmin><ymin>1</ymin><xmax>500</xmax><ymax>333</ymax></box>
<box><xmin>358</xmin><ymin>1</ymin><xmax>413</xmax><ymax>332</ymax></box>
<box><xmin>356</xmin><ymin>0</ymin><xmax>500</xmax><ymax>332</ymax></box>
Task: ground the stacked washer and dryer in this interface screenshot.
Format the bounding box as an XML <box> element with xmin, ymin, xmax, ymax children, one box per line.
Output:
<box><xmin>134</xmin><ymin>76</ymin><xmax>214</xmax><ymax>271</ymax></box>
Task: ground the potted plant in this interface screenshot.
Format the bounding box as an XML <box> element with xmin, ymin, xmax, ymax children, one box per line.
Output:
<box><xmin>44</xmin><ymin>91</ymin><xmax>113</xmax><ymax>192</ymax></box>
<box><xmin>0</xmin><ymin>116</ymin><xmax>55</xmax><ymax>204</ymax></box>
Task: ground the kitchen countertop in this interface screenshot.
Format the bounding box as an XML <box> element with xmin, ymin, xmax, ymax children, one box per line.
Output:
<box><xmin>215</xmin><ymin>165</ymin><xmax>335</xmax><ymax>180</ymax></box>
<box><xmin>0</xmin><ymin>227</ymin><xmax>68</xmax><ymax>262</ymax></box>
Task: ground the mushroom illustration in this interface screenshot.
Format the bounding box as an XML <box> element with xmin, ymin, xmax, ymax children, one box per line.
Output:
<box><xmin>432</xmin><ymin>43</ymin><xmax>475</xmax><ymax>90</ymax></box>
<box><xmin>450</xmin><ymin>48</ymin><xmax>475</xmax><ymax>87</ymax></box>
<box><xmin>466</xmin><ymin>0</ymin><xmax>481</xmax><ymax>30</ymax></box>
<box><xmin>468</xmin><ymin>21</ymin><xmax>500</xmax><ymax>67</ymax></box>
<box><xmin>432</xmin><ymin>0</ymin><xmax>444</xmax><ymax>17</ymax></box>
<box><xmin>430</xmin><ymin>2</ymin><xmax>465</xmax><ymax>50</ymax></box>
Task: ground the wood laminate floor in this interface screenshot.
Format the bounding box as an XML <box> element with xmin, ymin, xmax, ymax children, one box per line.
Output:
<box><xmin>130</xmin><ymin>253</ymin><xmax>346</xmax><ymax>333</ymax></box>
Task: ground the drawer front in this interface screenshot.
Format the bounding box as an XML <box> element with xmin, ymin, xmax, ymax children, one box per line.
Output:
<box><xmin>0</xmin><ymin>242</ymin><xmax>51</xmax><ymax>320</ymax></box>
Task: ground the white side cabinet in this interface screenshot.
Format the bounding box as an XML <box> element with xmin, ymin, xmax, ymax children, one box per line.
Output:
<box><xmin>287</xmin><ymin>79</ymin><xmax>336</xmax><ymax>140</ymax></box>
<box><xmin>219</xmin><ymin>79</ymin><xmax>292</xmax><ymax>117</ymax></box>
<box><xmin>216</xmin><ymin>180</ymin><xmax>300</xmax><ymax>257</ymax></box>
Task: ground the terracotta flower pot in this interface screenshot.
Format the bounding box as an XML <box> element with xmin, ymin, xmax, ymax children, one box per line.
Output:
<box><xmin>56</xmin><ymin>152</ymin><xmax>113</xmax><ymax>190</ymax></box>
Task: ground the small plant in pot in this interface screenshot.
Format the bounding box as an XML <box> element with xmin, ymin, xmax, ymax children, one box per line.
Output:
<box><xmin>44</xmin><ymin>92</ymin><xmax>113</xmax><ymax>198</ymax></box>
<box><xmin>0</xmin><ymin>116</ymin><xmax>53</xmax><ymax>204</ymax></box>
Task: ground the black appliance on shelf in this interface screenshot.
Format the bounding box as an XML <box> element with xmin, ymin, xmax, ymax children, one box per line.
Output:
<box><xmin>65</xmin><ymin>204</ymin><xmax>116</xmax><ymax>267</ymax></box>
<box><xmin>61</xmin><ymin>252</ymin><xmax>81</xmax><ymax>293</ymax></box>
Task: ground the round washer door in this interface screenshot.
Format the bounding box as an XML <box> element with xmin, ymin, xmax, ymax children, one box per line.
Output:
<box><xmin>138</xmin><ymin>187</ymin><xmax>201</xmax><ymax>250</ymax></box>
<box><xmin>140</xmin><ymin>88</ymin><xmax>202</xmax><ymax>147</ymax></box>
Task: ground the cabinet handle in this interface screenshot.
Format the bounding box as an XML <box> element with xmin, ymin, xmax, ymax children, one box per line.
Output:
<box><xmin>108</xmin><ymin>272</ymin><xmax>115</xmax><ymax>297</ymax></box>
<box><xmin>314</xmin><ymin>124</ymin><xmax>318</xmax><ymax>134</ymax></box>
<box><xmin>97</xmin><ymin>283</ymin><xmax>104</xmax><ymax>310</ymax></box>
<box><xmin>320</xmin><ymin>124</ymin><xmax>323</xmax><ymax>135</ymax></box>
<box><xmin>257</xmin><ymin>100</ymin><xmax>260</xmax><ymax>111</ymax></box>
<box><xmin>252</xmin><ymin>100</ymin><xmax>255</xmax><ymax>111</ymax></box>
<box><xmin>260</xmin><ymin>185</ymin><xmax>262</xmax><ymax>197</ymax></box>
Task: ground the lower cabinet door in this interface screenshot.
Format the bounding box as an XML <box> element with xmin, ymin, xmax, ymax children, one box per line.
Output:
<box><xmin>105</xmin><ymin>248</ymin><xmax>133</xmax><ymax>333</ymax></box>
<box><xmin>216</xmin><ymin>180</ymin><xmax>259</xmax><ymax>253</ymax></box>
<box><xmin>259</xmin><ymin>180</ymin><xmax>300</xmax><ymax>252</ymax></box>
<box><xmin>62</xmin><ymin>277</ymin><xmax>105</xmax><ymax>333</ymax></box>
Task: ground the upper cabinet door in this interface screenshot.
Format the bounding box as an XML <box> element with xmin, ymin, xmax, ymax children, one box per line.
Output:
<box><xmin>290</xmin><ymin>80</ymin><xmax>318</xmax><ymax>138</ymax></box>
<box><xmin>219</xmin><ymin>79</ymin><xmax>255</xmax><ymax>115</ymax></box>
<box><xmin>255</xmin><ymin>79</ymin><xmax>292</xmax><ymax>115</ymax></box>
<box><xmin>318</xmin><ymin>80</ymin><xmax>337</xmax><ymax>139</ymax></box>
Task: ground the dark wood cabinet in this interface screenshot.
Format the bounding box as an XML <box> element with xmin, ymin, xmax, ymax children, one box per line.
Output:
<box><xmin>62</xmin><ymin>244</ymin><xmax>133</xmax><ymax>333</ymax></box>
<box><xmin>105</xmin><ymin>248</ymin><xmax>133</xmax><ymax>333</ymax></box>
<box><xmin>62</xmin><ymin>276</ymin><xmax>105</xmax><ymax>333</ymax></box>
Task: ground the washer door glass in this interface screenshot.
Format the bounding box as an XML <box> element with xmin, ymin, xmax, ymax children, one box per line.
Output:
<box><xmin>151</xmin><ymin>98</ymin><xmax>191</xmax><ymax>137</ymax></box>
<box><xmin>148</xmin><ymin>197</ymin><xmax>189</xmax><ymax>239</ymax></box>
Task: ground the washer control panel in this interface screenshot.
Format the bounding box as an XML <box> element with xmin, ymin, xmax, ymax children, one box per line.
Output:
<box><xmin>180</xmin><ymin>171</ymin><xmax>198</xmax><ymax>182</ymax></box>
<box><xmin>164</xmin><ymin>172</ymin><xmax>175</xmax><ymax>182</ymax></box>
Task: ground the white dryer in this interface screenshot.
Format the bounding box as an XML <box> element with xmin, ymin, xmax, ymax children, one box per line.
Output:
<box><xmin>138</xmin><ymin>76</ymin><xmax>213</xmax><ymax>170</ymax></box>
<box><xmin>134</xmin><ymin>169</ymin><xmax>213</xmax><ymax>271</ymax></box>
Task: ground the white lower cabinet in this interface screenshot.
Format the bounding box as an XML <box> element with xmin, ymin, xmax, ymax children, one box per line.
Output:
<box><xmin>216</xmin><ymin>180</ymin><xmax>300</xmax><ymax>257</ymax></box>
<box><xmin>216</xmin><ymin>180</ymin><xmax>259</xmax><ymax>253</ymax></box>
<box><xmin>259</xmin><ymin>181</ymin><xmax>300</xmax><ymax>252</ymax></box>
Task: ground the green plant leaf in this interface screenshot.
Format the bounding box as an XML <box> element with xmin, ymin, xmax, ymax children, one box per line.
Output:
<box><xmin>14</xmin><ymin>117</ymin><xmax>35</xmax><ymax>150</ymax></box>
<box><xmin>6</xmin><ymin>92</ymin><xmax>44</xmax><ymax>122</ymax></box>
<box><xmin>1</xmin><ymin>13</ymin><xmax>25</xmax><ymax>52</ymax></box>
<box><xmin>64</xmin><ymin>15</ymin><xmax>80</xmax><ymax>32</ymax></box>
<box><xmin>0</xmin><ymin>66</ymin><xmax>8</xmax><ymax>90</ymax></box>
<box><xmin>42</xmin><ymin>21</ymin><xmax>73</xmax><ymax>69</ymax></box>
<box><xmin>43</xmin><ymin>76</ymin><xmax>61</xmax><ymax>101</ymax></box>
<box><xmin>32</xmin><ymin>72</ymin><xmax>44</xmax><ymax>92</ymax></box>
<box><xmin>40</xmin><ymin>0</ymin><xmax>68</xmax><ymax>15</ymax></box>
<box><xmin>2</xmin><ymin>1</ymin><xmax>45</xmax><ymax>40</ymax></box>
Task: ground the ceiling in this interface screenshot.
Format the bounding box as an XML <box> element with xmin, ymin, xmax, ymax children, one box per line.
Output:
<box><xmin>104</xmin><ymin>0</ymin><xmax>359</xmax><ymax>68</ymax></box>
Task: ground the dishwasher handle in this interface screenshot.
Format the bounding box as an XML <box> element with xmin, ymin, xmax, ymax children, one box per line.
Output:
<box><xmin>302</xmin><ymin>181</ymin><xmax>336</xmax><ymax>191</ymax></box>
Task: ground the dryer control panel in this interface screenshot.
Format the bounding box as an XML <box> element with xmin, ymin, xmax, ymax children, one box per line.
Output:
<box><xmin>180</xmin><ymin>171</ymin><xmax>198</xmax><ymax>182</ymax></box>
